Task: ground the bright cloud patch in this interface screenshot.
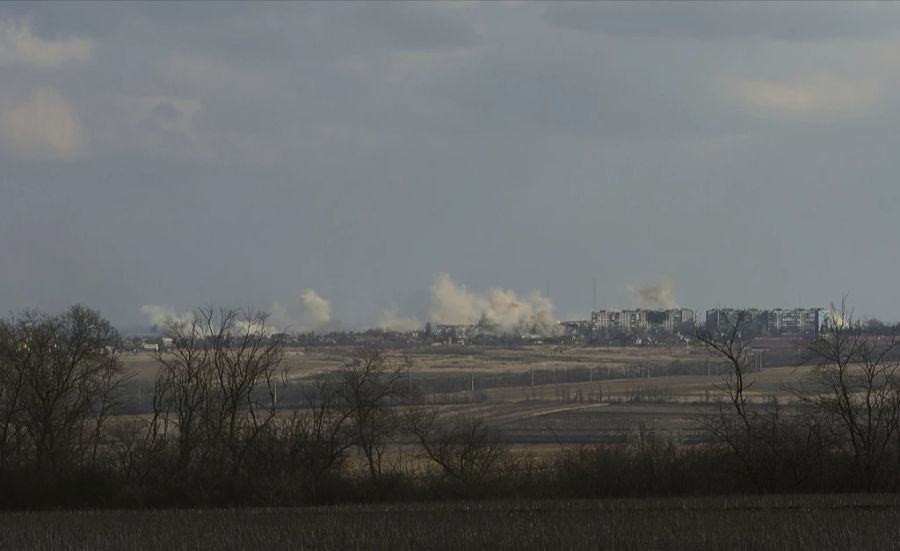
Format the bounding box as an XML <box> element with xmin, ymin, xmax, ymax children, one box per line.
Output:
<box><xmin>725</xmin><ymin>74</ymin><xmax>879</xmax><ymax>120</ymax></box>
<box><xmin>0</xmin><ymin>87</ymin><xmax>86</xmax><ymax>160</ymax></box>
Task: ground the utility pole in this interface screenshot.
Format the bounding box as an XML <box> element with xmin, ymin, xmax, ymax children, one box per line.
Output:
<box><xmin>592</xmin><ymin>278</ymin><xmax>597</xmax><ymax>312</ymax></box>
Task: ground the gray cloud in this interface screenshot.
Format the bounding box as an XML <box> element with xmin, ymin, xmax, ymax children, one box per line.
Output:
<box><xmin>0</xmin><ymin>87</ymin><xmax>85</xmax><ymax>160</ymax></box>
<box><xmin>0</xmin><ymin>18</ymin><xmax>91</xmax><ymax>68</ymax></box>
<box><xmin>544</xmin><ymin>2</ymin><xmax>900</xmax><ymax>42</ymax></box>
<box><xmin>311</xmin><ymin>2</ymin><xmax>475</xmax><ymax>53</ymax></box>
<box><xmin>2</xmin><ymin>2</ymin><xmax>900</xmax><ymax>326</ymax></box>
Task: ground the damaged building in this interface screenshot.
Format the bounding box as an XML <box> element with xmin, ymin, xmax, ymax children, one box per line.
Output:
<box><xmin>589</xmin><ymin>308</ymin><xmax>695</xmax><ymax>342</ymax></box>
<box><xmin>705</xmin><ymin>307</ymin><xmax>821</xmax><ymax>338</ymax></box>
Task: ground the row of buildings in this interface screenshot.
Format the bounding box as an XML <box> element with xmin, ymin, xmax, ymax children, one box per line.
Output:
<box><xmin>563</xmin><ymin>307</ymin><xmax>822</xmax><ymax>342</ymax></box>
<box><xmin>423</xmin><ymin>307</ymin><xmax>823</xmax><ymax>345</ymax></box>
<box><xmin>129</xmin><ymin>307</ymin><xmax>822</xmax><ymax>349</ymax></box>
<box><xmin>704</xmin><ymin>308</ymin><xmax>821</xmax><ymax>339</ymax></box>
<box><xmin>591</xmin><ymin>308</ymin><xmax>695</xmax><ymax>333</ymax></box>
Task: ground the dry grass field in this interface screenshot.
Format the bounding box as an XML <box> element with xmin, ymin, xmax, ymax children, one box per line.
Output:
<box><xmin>121</xmin><ymin>345</ymin><xmax>812</xmax><ymax>447</ymax></box>
<box><xmin>122</xmin><ymin>344</ymin><xmax>712</xmax><ymax>380</ymax></box>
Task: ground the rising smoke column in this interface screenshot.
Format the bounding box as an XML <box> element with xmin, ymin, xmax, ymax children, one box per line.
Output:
<box><xmin>377</xmin><ymin>305</ymin><xmax>421</xmax><ymax>332</ymax></box>
<box><xmin>268</xmin><ymin>301</ymin><xmax>292</xmax><ymax>328</ymax></box>
<box><xmin>429</xmin><ymin>273</ymin><xmax>489</xmax><ymax>326</ymax></box>
<box><xmin>428</xmin><ymin>273</ymin><xmax>557</xmax><ymax>335</ymax></box>
<box><xmin>629</xmin><ymin>276</ymin><xmax>678</xmax><ymax>309</ymax></box>
<box><xmin>139</xmin><ymin>304</ymin><xmax>278</xmax><ymax>335</ymax></box>
<box><xmin>139</xmin><ymin>304</ymin><xmax>194</xmax><ymax>330</ymax></box>
<box><xmin>141</xmin><ymin>290</ymin><xmax>334</xmax><ymax>336</ymax></box>
<box><xmin>301</xmin><ymin>289</ymin><xmax>331</xmax><ymax>324</ymax></box>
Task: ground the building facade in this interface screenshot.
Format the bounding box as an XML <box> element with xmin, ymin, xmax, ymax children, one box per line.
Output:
<box><xmin>705</xmin><ymin>307</ymin><xmax>820</xmax><ymax>338</ymax></box>
<box><xmin>590</xmin><ymin>308</ymin><xmax>695</xmax><ymax>334</ymax></box>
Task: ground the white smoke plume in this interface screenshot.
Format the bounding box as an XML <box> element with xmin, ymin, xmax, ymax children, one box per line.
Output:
<box><xmin>268</xmin><ymin>301</ymin><xmax>292</xmax><ymax>328</ymax></box>
<box><xmin>141</xmin><ymin>289</ymin><xmax>337</xmax><ymax>336</ymax></box>
<box><xmin>826</xmin><ymin>308</ymin><xmax>851</xmax><ymax>329</ymax></box>
<box><xmin>233</xmin><ymin>315</ymin><xmax>279</xmax><ymax>336</ymax></box>
<box><xmin>139</xmin><ymin>304</ymin><xmax>194</xmax><ymax>330</ymax></box>
<box><xmin>140</xmin><ymin>304</ymin><xmax>281</xmax><ymax>335</ymax></box>
<box><xmin>429</xmin><ymin>273</ymin><xmax>558</xmax><ymax>336</ymax></box>
<box><xmin>301</xmin><ymin>289</ymin><xmax>331</xmax><ymax>324</ymax></box>
<box><xmin>629</xmin><ymin>276</ymin><xmax>678</xmax><ymax>310</ymax></box>
<box><xmin>377</xmin><ymin>305</ymin><xmax>421</xmax><ymax>333</ymax></box>
<box><xmin>429</xmin><ymin>273</ymin><xmax>487</xmax><ymax>326</ymax></box>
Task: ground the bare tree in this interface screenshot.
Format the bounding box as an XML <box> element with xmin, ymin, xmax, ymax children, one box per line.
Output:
<box><xmin>693</xmin><ymin>311</ymin><xmax>825</xmax><ymax>491</ymax></box>
<box><xmin>695</xmin><ymin>311</ymin><xmax>762</xmax><ymax>486</ymax></box>
<box><xmin>698</xmin><ymin>305</ymin><xmax>870</xmax><ymax>491</ymax></box>
<box><xmin>409</xmin><ymin>407</ymin><xmax>509</xmax><ymax>488</ymax></box>
<box><xmin>0</xmin><ymin>306</ymin><xmax>126</xmax><ymax>476</ymax></box>
<box><xmin>696</xmin><ymin>313</ymin><xmax>756</xmax><ymax>426</ymax></box>
<box><xmin>274</xmin><ymin>379</ymin><xmax>353</xmax><ymax>497</ymax></box>
<box><xmin>0</xmin><ymin>319</ymin><xmax>30</xmax><ymax>474</ymax></box>
<box><xmin>802</xmin><ymin>299</ymin><xmax>900</xmax><ymax>490</ymax></box>
<box><xmin>150</xmin><ymin>306</ymin><xmax>285</xmax><ymax>480</ymax></box>
<box><xmin>340</xmin><ymin>346</ymin><xmax>410</xmax><ymax>487</ymax></box>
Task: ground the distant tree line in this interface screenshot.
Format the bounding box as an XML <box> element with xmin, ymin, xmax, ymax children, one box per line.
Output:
<box><xmin>0</xmin><ymin>301</ymin><xmax>899</xmax><ymax>508</ymax></box>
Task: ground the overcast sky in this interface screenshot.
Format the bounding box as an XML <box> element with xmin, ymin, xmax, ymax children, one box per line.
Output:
<box><xmin>3</xmin><ymin>1</ymin><xmax>900</xmax><ymax>329</ymax></box>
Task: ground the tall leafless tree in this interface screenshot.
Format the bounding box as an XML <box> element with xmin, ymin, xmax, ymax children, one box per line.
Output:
<box><xmin>409</xmin><ymin>407</ymin><xmax>509</xmax><ymax>488</ymax></box>
<box><xmin>150</xmin><ymin>306</ymin><xmax>285</xmax><ymax>480</ymax></box>
<box><xmin>0</xmin><ymin>306</ymin><xmax>126</xmax><ymax>476</ymax></box>
<box><xmin>695</xmin><ymin>311</ymin><xmax>762</xmax><ymax>486</ymax></box>
<box><xmin>692</xmin><ymin>311</ymin><xmax>826</xmax><ymax>491</ymax></box>
<box><xmin>802</xmin><ymin>299</ymin><xmax>900</xmax><ymax>490</ymax></box>
<box><xmin>273</xmin><ymin>378</ymin><xmax>354</xmax><ymax>497</ymax></box>
<box><xmin>339</xmin><ymin>346</ymin><xmax>410</xmax><ymax>487</ymax></box>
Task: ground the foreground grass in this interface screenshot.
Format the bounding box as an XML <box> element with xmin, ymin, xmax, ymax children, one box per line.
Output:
<box><xmin>3</xmin><ymin>495</ymin><xmax>900</xmax><ymax>550</ymax></box>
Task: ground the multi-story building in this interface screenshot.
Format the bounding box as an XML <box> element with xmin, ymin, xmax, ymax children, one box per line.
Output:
<box><xmin>705</xmin><ymin>308</ymin><xmax>767</xmax><ymax>336</ymax></box>
<box><xmin>591</xmin><ymin>308</ymin><xmax>695</xmax><ymax>334</ymax></box>
<box><xmin>766</xmin><ymin>308</ymin><xmax>821</xmax><ymax>337</ymax></box>
<box><xmin>662</xmin><ymin>308</ymin><xmax>695</xmax><ymax>331</ymax></box>
<box><xmin>561</xmin><ymin>320</ymin><xmax>591</xmax><ymax>336</ymax></box>
<box><xmin>705</xmin><ymin>308</ymin><xmax>820</xmax><ymax>338</ymax></box>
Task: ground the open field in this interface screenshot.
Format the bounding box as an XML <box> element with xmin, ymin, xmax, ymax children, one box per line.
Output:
<box><xmin>120</xmin><ymin>346</ymin><xmax>812</xmax><ymax>446</ymax></box>
<box><xmin>4</xmin><ymin>495</ymin><xmax>900</xmax><ymax>550</ymax></box>
<box><xmin>122</xmin><ymin>345</ymin><xmax>720</xmax><ymax>382</ymax></box>
<box><xmin>122</xmin><ymin>345</ymin><xmax>805</xmax><ymax>399</ymax></box>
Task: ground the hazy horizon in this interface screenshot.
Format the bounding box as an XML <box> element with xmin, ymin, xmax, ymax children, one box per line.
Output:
<box><xmin>3</xmin><ymin>1</ymin><xmax>900</xmax><ymax>329</ymax></box>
